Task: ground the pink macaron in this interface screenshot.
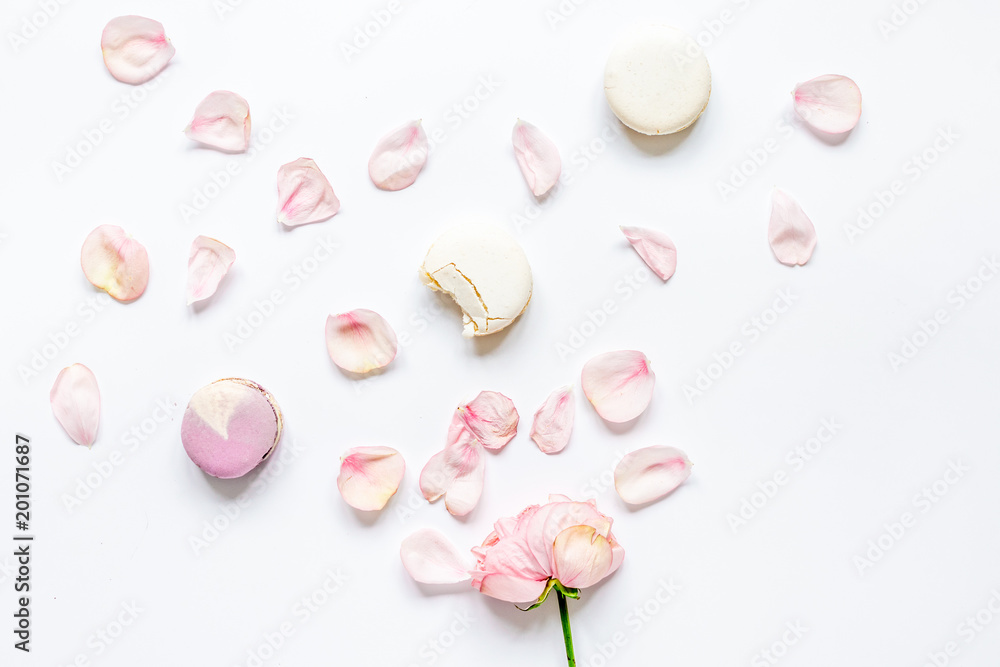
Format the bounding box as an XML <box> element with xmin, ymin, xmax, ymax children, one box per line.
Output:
<box><xmin>181</xmin><ymin>378</ymin><xmax>283</xmax><ymax>479</ymax></box>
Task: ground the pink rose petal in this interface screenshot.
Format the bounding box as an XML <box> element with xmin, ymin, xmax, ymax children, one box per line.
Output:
<box><xmin>419</xmin><ymin>426</ymin><xmax>485</xmax><ymax>517</ymax></box>
<box><xmin>768</xmin><ymin>188</ymin><xmax>817</xmax><ymax>266</ymax></box>
<box><xmin>614</xmin><ymin>446</ymin><xmax>692</xmax><ymax>505</ymax></box>
<box><xmin>457</xmin><ymin>391</ymin><xmax>518</xmax><ymax>451</ymax></box>
<box><xmin>552</xmin><ymin>525</ymin><xmax>615</xmax><ymax>590</ymax></box>
<box><xmin>793</xmin><ymin>74</ymin><xmax>862</xmax><ymax>134</ymax></box>
<box><xmin>581</xmin><ymin>350</ymin><xmax>655</xmax><ymax>423</ymax></box>
<box><xmin>530</xmin><ymin>386</ymin><xmax>575</xmax><ymax>454</ymax></box>
<box><xmin>512</xmin><ymin>119</ymin><xmax>561</xmax><ymax>197</ymax></box>
<box><xmin>368</xmin><ymin>120</ymin><xmax>429</xmax><ymax>191</ymax></box>
<box><xmin>184</xmin><ymin>91</ymin><xmax>251</xmax><ymax>152</ymax></box>
<box><xmin>325</xmin><ymin>309</ymin><xmax>398</xmax><ymax>374</ymax></box>
<box><xmin>50</xmin><ymin>364</ymin><xmax>100</xmax><ymax>447</ymax></box>
<box><xmin>400</xmin><ymin>528</ymin><xmax>472</xmax><ymax>584</ymax></box>
<box><xmin>620</xmin><ymin>225</ymin><xmax>677</xmax><ymax>281</ymax></box>
<box><xmin>101</xmin><ymin>15</ymin><xmax>175</xmax><ymax>85</ymax></box>
<box><xmin>81</xmin><ymin>224</ymin><xmax>149</xmax><ymax>302</ymax></box>
<box><xmin>277</xmin><ymin>158</ymin><xmax>341</xmax><ymax>226</ymax></box>
<box><xmin>186</xmin><ymin>236</ymin><xmax>235</xmax><ymax>305</ymax></box>
<box><xmin>337</xmin><ymin>446</ymin><xmax>405</xmax><ymax>511</ymax></box>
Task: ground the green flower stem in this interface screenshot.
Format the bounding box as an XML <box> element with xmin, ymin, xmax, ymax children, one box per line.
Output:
<box><xmin>557</xmin><ymin>590</ymin><xmax>576</xmax><ymax>667</ymax></box>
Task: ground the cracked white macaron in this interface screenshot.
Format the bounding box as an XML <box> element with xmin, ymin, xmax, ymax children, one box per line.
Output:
<box><xmin>181</xmin><ymin>378</ymin><xmax>283</xmax><ymax>479</ymax></box>
<box><xmin>421</xmin><ymin>224</ymin><xmax>532</xmax><ymax>337</ymax></box>
<box><xmin>604</xmin><ymin>24</ymin><xmax>712</xmax><ymax>135</ymax></box>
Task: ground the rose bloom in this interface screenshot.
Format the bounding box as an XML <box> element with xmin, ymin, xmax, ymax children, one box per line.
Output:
<box><xmin>470</xmin><ymin>495</ymin><xmax>625</xmax><ymax>603</ymax></box>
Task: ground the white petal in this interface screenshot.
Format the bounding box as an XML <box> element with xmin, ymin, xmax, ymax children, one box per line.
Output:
<box><xmin>581</xmin><ymin>350</ymin><xmax>655</xmax><ymax>423</ymax></box>
<box><xmin>50</xmin><ymin>364</ymin><xmax>101</xmax><ymax>447</ymax></box>
<box><xmin>614</xmin><ymin>446</ymin><xmax>692</xmax><ymax>505</ymax></box>
<box><xmin>530</xmin><ymin>386</ymin><xmax>575</xmax><ymax>454</ymax></box>
<box><xmin>337</xmin><ymin>446</ymin><xmax>405</xmax><ymax>511</ymax></box>
<box><xmin>325</xmin><ymin>309</ymin><xmax>398</xmax><ymax>374</ymax></box>
<box><xmin>186</xmin><ymin>236</ymin><xmax>235</xmax><ymax>305</ymax></box>
<box><xmin>793</xmin><ymin>74</ymin><xmax>862</xmax><ymax>134</ymax></box>
<box><xmin>620</xmin><ymin>226</ymin><xmax>677</xmax><ymax>281</ymax></box>
<box><xmin>80</xmin><ymin>225</ymin><xmax>149</xmax><ymax>302</ymax></box>
<box><xmin>512</xmin><ymin>119</ymin><xmax>561</xmax><ymax>197</ymax></box>
<box><xmin>768</xmin><ymin>189</ymin><xmax>817</xmax><ymax>266</ymax></box>
<box><xmin>184</xmin><ymin>91</ymin><xmax>251</xmax><ymax>152</ymax></box>
<box><xmin>400</xmin><ymin>528</ymin><xmax>472</xmax><ymax>584</ymax></box>
<box><xmin>369</xmin><ymin>120</ymin><xmax>429</xmax><ymax>191</ymax></box>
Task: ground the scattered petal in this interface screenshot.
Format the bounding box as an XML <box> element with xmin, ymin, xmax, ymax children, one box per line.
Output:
<box><xmin>184</xmin><ymin>91</ymin><xmax>251</xmax><ymax>152</ymax></box>
<box><xmin>50</xmin><ymin>364</ymin><xmax>101</xmax><ymax>447</ymax></box>
<box><xmin>457</xmin><ymin>391</ymin><xmax>518</xmax><ymax>451</ymax></box>
<box><xmin>419</xmin><ymin>426</ymin><xmax>485</xmax><ymax>517</ymax></box>
<box><xmin>337</xmin><ymin>446</ymin><xmax>405</xmax><ymax>511</ymax></box>
<box><xmin>793</xmin><ymin>74</ymin><xmax>862</xmax><ymax>134</ymax></box>
<box><xmin>81</xmin><ymin>224</ymin><xmax>149</xmax><ymax>302</ymax></box>
<box><xmin>277</xmin><ymin>158</ymin><xmax>341</xmax><ymax>226</ymax></box>
<box><xmin>581</xmin><ymin>350</ymin><xmax>655</xmax><ymax>423</ymax></box>
<box><xmin>614</xmin><ymin>446</ymin><xmax>692</xmax><ymax>505</ymax></box>
<box><xmin>325</xmin><ymin>309</ymin><xmax>398</xmax><ymax>374</ymax></box>
<box><xmin>369</xmin><ymin>120</ymin><xmax>429</xmax><ymax>191</ymax></box>
<box><xmin>186</xmin><ymin>236</ymin><xmax>235</xmax><ymax>305</ymax></box>
<box><xmin>768</xmin><ymin>189</ymin><xmax>817</xmax><ymax>266</ymax></box>
<box><xmin>530</xmin><ymin>386</ymin><xmax>575</xmax><ymax>454</ymax></box>
<box><xmin>620</xmin><ymin>226</ymin><xmax>677</xmax><ymax>281</ymax></box>
<box><xmin>552</xmin><ymin>525</ymin><xmax>614</xmax><ymax>590</ymax></box>
<box><xmin>101</xmin><ymin>15</ymin><xmax>175</xmax><ymax>85</ymax></box>
<box><xmin>400</xmin><ymin>528</ymin><xmax>472</xmax><ymax>584</ymax></box>
<box><xmin>512</xmin><ymin>119</ymin><xmax>561</xmax><ymax>197</ymax></box>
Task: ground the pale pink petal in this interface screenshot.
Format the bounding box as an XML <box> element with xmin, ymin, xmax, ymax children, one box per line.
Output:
<box><xmin>368</xmin><ymin>120</ymin><xmax>429</xmax><ymax>191</ymax></box>
<box><xmin>620</xmin><ymin>226</ymin><xmax>677</xmax><ymax>281</ymax></box>
<box><xmin>419</xmin><ymin>427</ymin><xmax>485</xmax><ymax>517</ymax></box>
<box><xmin>768</xmin><ymin>188</ymin><xmax>817</xmax><ymax>266</ymax></box>
<box><xmin>277</xmin><ymin>158</ymin><xmax>341</xmax><ymax>226</ymax></box>
<box><xmin>337</xmin><ymin>446</ymin><xmax>405</xmax><ymax>511</ymax></box>
<box><xmin>184</xmin><ymin>91</ymin><xmax>251</xmax><ymax>152</ymax></box>
<box><xmin>552</xmin><ymin>525</ymin><xmax>614</xmax><ymax>590</ymax></box>
<box><xmin>81</xmin><ymin>224</ymin><xmax>149</xmax><ymax>302</ymax></box>
<box><xmin>512</xmin><ymin>119</ymin><xmax>561</xmax><ymax>197</ymax></box>
<box><xmin>530</xmin><ymin>386</ymin><xmax>575</xmax><ymax>454</ymax></box>
<box><xmin>457</xmin><ymin>391</ymin><xmax>518</xmax><ymax>451</ymax></box>
<box><xmin>581</xmin><ymin>350</ymin><xmax>655</xmax><ymax>423</ymax></box>
<box><xmin>479</xmin><ymin>574</ymin><xmax>548</xmax><ymax>603</ymax></box>
<box><xmin>101</xmin><ymin>15</ymin><xmax>175</xmax><ymax>85</ymax></box>
<box><xmin>186</xmin><ymin>236</ymin><xmax>235</xmax><ymax>305</ymax></box>
<box><xmin>614</xmin><ymin>446</ymin><xmax>692</xmax><ymax>505</ymax></box>
<box><xmin>325</xmin><ymin>309</ymin><xmax>398</xmax><ymax>374</ymax></box>
<box><xmin>400</xmin><ymin>528</ymin><xmax>472</xmax><ymax>584</ymax></box>
<box><xmin>50</xmin><ymin>364</ymin><xmax>100</xmax><ymax>447</ymax></box>
<box><xmin>793</xmin><ymin>74</ymin><xmax>862</xmax><ymax>134</ymax></box>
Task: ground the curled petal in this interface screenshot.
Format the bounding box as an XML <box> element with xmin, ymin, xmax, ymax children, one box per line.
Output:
<box><xmin>530</xmin><ymin>386</ymin><xmax>575</xmax><ymax>454</ymax></box>
<box><xmin>419</xmin><ymin>428</ymin><xmax>485</xmax><ymax>517</ymax></box>
<box><xmin>581</xmin><ymin>351</ymin><xmax>655</xmax><ymax>423</ymax></box>
<box><xmin>50</xmin><ymin>364</ymin><xmax>101</xmax><ymax>447</ymax></box>
<box><xmin>81</xmin><ymin>224</ymin><xmax>149</xmax><ymax>302</ymax></box>
<box><xmin>793</xmin><ymin>74</ymin><xmax>862</xmax><ymax>134</ymax></box>
<box><xmin>512</xmin><ymin>119</ymin><xmax>561</xmax><ymax>197</ymax></box>
<box><xmin>614</xmin><ymin>446</ymin><xmax>692</xmax><ymax>505</ymax></box>
<box><xmin>277</xmin><ymin>158</ymin><xmax>341</xmax><ymax>226</ymax></box>
<box><xmin>400</xmin><ymin>528</ymin><xmax>472</xmax><ymax>584</ymax></box>
<box><xmin>552</xmin><ymin>525</ymin><xmax>614</xmax><ymax>590</ymax></box>
<box><xmin>101</xmin><ymin>15</ymin><xmax>175</xmax><ymax>85</ymax></box>
<box><xmin>369</xmin><ymin>120</ymin><xmax>429</xmax><ymax>191</ymax></box>
<box><xmin>337</xmin><ymin>446</ymin><xmax>405</xmax><ymax>511</ymax></box>
<box><xmin>186</xmin><ymin>236</ymin><xmax>235</xmax><ymax>305</ymax></box>
<box><xmin>185</xmin><ymin>91</ymin><xmax>251</xmax><ymax>152</ymax></box>
<box><xmin>478</xmin><ymin>574</ymin><xmax>548</xmax><ymax>604</ymax></box>
<box><xmin>325</xmin><ymin>309</ymin><xmax>398</xmax><ymax>374</ymax></box>
<box><xmin>620</xmin><ymin>226</ymin><xmax>677</xmax><ymax>281</ymax></box>
<box><xmin>768</xmin><ymin>189</ymin><xmax>817</xmax><ymax>266</ymax></box>
<box><xmin>458</xmin><ymin>391</ymin><xmax>518</xmax><ymax>451</ymax></box>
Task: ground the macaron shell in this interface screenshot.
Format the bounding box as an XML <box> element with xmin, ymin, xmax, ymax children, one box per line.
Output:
<box><xmin>181</xmin><ymin>378</ymin><xmax>282</xmax><ymax>479</ymax></box>
<box><xmin>604</xmin><ymin>24</ymin><xmax>712</xmax><ymax>135</ymax></box>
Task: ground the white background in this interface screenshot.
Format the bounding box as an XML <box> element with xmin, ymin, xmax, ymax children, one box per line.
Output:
<box><xmin>3</xmin><ymin>0</ymin><xmax>1000</xmax><ymax>665</ymax></box>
